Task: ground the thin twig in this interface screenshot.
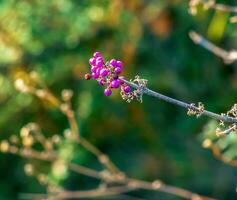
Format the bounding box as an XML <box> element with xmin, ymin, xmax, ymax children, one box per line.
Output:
<box><xmin>68</xmin><ymin>163</ymin><xmax>103</xmax><ymax>179</ymax></box>
<box><xmin>13</xmin><ymin>148</ymin><xmax>105</xmax><ymax>181</ymax></box>
<box><xmin>122</xmin><ymin>79</ymin><xmax>237</xmax><ymax>124</ymax></box>
<box><xmin>12</xmin><ymin>74</ymin><xmax>217</xmax><ymax>200</ymax></box>
<box><xmin>189</xmin><ymin>0</ymin><xmax>237</xmax><ymax>14</ymax></box>
<box><xmin>19</xmin><ymin>176</ymin><xmax>216</xmax><ymax>200</ymax></box>
<box><xmin>211</xmin><ymin>145</ymin><xmax>237</xmax><ymax>167</ymax></box>
<box><xmin>38</xmin><ymin>87</ymin><xmax>122</xmax><ymax>176</ymax></box>
<box><xmin>19</xmin><ymin>186</ymin><xmax>137</xmax><ymax>200</ymax></box>
<box><xmin>11</xmin><ymin>145</ymin><xmax>216</xmax><ymax>200</ymax></box>
<box><xmin>189</xmin><ymin>31</ymin><xmax>237</xmax><ymax>64</ymax></box>
<box><xmin>78</xmin><ymin>137</ymin><xmax>122</xmax><ymax>175</ymax></box>
<box><xmin>203</xmin><ymin>1</ymin><xmax>237</xmax><ymax>13</ymax></box>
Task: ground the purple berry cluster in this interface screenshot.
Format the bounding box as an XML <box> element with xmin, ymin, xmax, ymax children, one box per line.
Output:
<box><xmin>85</xmin><ymin>52</ymin><xmax>132</xmax><ymax>97</ymax></box>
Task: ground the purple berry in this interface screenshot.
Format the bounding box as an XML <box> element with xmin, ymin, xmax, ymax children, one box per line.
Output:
<box><xmin>98</xmin><ymin>79</ymin><xmax>105</xmax><ymax>86</ymax></box>
<box><xmin>96</xmin><ymin>56</ymin><xmax>104</xmax><ymax>62</ymax></box>
<box><xmin>92</xmin><ymin>72</ymin><xmax>99</xmax><ymax>79</ymax></box>
<box><xmin>100</xmin><ymin>68</ymin><xmax>109</xmax><ymax>77</ymax></box>
<box><xmin>114</xmin><ymin>67</ymin><xmax>122</xmax><ymax>74</ymax></box>
<box><xmin>116</xmin><ymin>60</ymin><xmax>123</xmax><ymax>68</ymax></box>
<box><xmin>96</xmin><ymin>60</ymin><xmax>103</xmax><ymax>68</ymax></box>
<box><xmin>89</xmin><ymin>58</ymin><xmax>96</xmax><ymax>66</ymax></box>
<box><xmin>104</xmin><ymin>88</ymin><xmax>112</xmax><ymax>96</ymax></box>
<box><xmin>109</xmin><ymin>59</ymin><xmax>117</xmax><ymax>67</ymax></box>
<box><xmin>88</xmin><ymin>53</ymin><xmax>130</xmax><ymax>97</ymax></box>
<box><xmin>91</xmin><ymin>66</ymin><xmax>98</xmax><ymax>73</ymax></box>
<box><xmin>96</xmin><ymin>67</ymin><xmax>101</xmax><ymax>74</ymax></box>
<box><xmin>93</xmin><ymin>52</ymin><xmax>101</xmax><ymax>58</ymax></box>
<box><xmin>123</xmin><ymin>85</ymin><xmax>131</xmax><ymax>93</ymax></box>
<box><xmin>111</xmin><ymin>79</ymin><xmax>120</xmax><ymax>88</ymax></box>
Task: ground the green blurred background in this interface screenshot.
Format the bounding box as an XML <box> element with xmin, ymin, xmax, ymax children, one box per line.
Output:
<box><xmin>0</xmin><ymin>0</ymin><xmax>237</xmax><ymax>199</ymax></box>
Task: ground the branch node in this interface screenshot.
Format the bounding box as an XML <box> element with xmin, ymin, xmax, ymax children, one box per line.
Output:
<box><xmin>187</xmin><ymin>102</ymin><xmax>204</xmax><ymax>117</ymax></box>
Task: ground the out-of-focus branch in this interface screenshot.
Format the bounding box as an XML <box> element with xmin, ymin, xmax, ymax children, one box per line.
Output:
<box><xmin>202</xmin><ymin>139</ymin><xmax>237</xmax><ymax>167</ymax></box>
<box><xmin>42</xmin><ymin>85</ymin><xmax>216</xmax><ymax>200</ymax></box>
<box><xmin>59</xmin><ymin>94</ymin><xmax>122</xmax><ymax>176</ymax></box>
<box><xmin>20</xmin><ymin>186</ymin><xmax>137</xmax><ymax>200</ymax></box>
<box><xmin>189</xmin><ymin>0</ymin><xmax>237</xmax><ymax>14</ymax></box>
<box><xmin>211</xmin><ymin>145</ymin><xmax>237</xmax><ymax>167</ymax></box>
<box><xmin>12</xmin><ymin>144</ymin><xmax>216</xmax><ymax>200</ymax></box>
<box><xmin>30</xmin><ymin>85</ymin><xmax>122</xmax><ymax>176</ymax></box>
<box><xmin>205</xmin><ymin>2</ymin><xmax>237</xmax><ymax>13</ymax></box>
<box><xmin>21</xmin><ymin>182</ymin><xmax>216</xmax><ymax>200</ymax></box>
<box><xmin>9</xmin><ymin>73</ymin><xmax>218</xmax><ymax>200</ymax></box>
<box><xmin>189</xmin><ymin>31</ymin><xmax>237</xmax><ymax>64</ymax></box>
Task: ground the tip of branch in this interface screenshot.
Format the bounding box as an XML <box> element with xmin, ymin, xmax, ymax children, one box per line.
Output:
<box><xmin>189</xmin><ymin>31</ymin><xmax>202</xmax><ymax>44</ymax></box>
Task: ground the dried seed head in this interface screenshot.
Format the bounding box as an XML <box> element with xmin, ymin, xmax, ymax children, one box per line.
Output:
<box><xmin>10</xmin><ymin>135</ymin><xmax>19</xmax><ymax>144</ymax></box>
<box><xmin>202</xmin><ymin>139</ymin><xmax>212</xmax><ymax>148</ymax></box>
<box><xmin>35</xmin><ymin>89</ymin><xmax>47</xmax><ymax>98</ymax></box>
<box><xmin>20</xmin><ymin>127</ymin><xmax>30</xmax><ymax>137</ymax></box>
<box><xmin>24</xmin><ymin>163</ymin><xmax>34</xmax><ymax>176</ymax></box>
<box><xmin>230</xmin><ymin>16</ymin><xmax>237</xmax><ymax>23</ymax></box>
<box><xmin>52</xmin><ymin>159</ymin><xmax>67</xmax><ymax>177</ymax></box>
<box><xmin>60</xmin><ymin>103</ymin><xmax>70</xmax><ymax>113</ymax></box>
<box><xmin>64</xmin><ymin>129</ymin><xmax>73</xmax><ymax>139</ymax></box>
<box><xmin>22</xmin><ymin>135</ymin><xmax>34</xmax><ymax>148</ymax></box>
<box><xmin>152</xmin><ymin>180</ymin><xmax>162</xmax><ymax>189</ymax></box>
<box><xmin>9</xmin><ymin>146</ymin><xmax>18</xmax><ymax>153</ymax></box>
<box><xmin>0</xmin><ymin>140</ymin><xmax>9</xmax><ymax>152</ymax></box>
<box><xmin>62</xmin><ymin>89</ymin><xmax>73</xmax><ymax>101</ymax></box>
<box><xmin>37</xmin><ymin>173</ymin><xmax>48</xmax><ymax>185</ymax></box>
<box><xmin>51</xmin><ymin>135</ymin><xmax>61</xmax><ymax>144</ymax></box>
<box><xmin>29</xmin><ymin>71</ymin><xmax>40</xmax><ymax>82</ymax></box>
<box><xmin>14</xmin><ymin>79</ymin><xmax>29</xmax><ymax>93</ymax></box>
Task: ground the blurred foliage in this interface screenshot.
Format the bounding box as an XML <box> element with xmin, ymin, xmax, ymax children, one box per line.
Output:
<box><xmin>200</xmin><ymin>120</ymin><xmax>237</xmax><ymax>163</ymax></box>
<box><xmin>1</xmin><ymin>0</ymin><xmax>237</xmax><ymax>199</ymax></box>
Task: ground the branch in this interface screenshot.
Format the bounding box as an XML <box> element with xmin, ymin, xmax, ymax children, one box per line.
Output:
<box><xmin>206</xmin><ymin>2</ymin><xmax>237</xmax><ymax>13</ymax></box>
<box><xmin>30</xmin><ymin>86</ymin><xmax>122</xmax><ymax>176</ymax></box>
<box><xmin>122</xmin><ymin>79</ymin><xmax>237</xmax><ymax>124</ymax></box>
<box><xmin>23</xmin><ymin>189</ymin><xmax>146</xmax><ymax>200</ymax></box>
<box><xmin>12</xmin><ymin>147</ymin><xmax>215</xmax><ymax>200</ymax></box>
<box><xmin>10</xmin><ymin>73</ymin><xmax>217</xmax><ymax>200</ymax></box>
<box><xmin>189</xmin><ymin>0</ymin><xmax>237</xmax><ymax>14</ymax></box>
<box><xmin>203</xmin><ymin>139</ymin><xmax>237</xmax><ymax>167</ymax></box>
<box><xmin>20</xmin><ymin>186</ymin><xmax>137</xmax><ymax>200</ymax></box>
<box><xmin>11</xmin><ymin>145</ymin><xmax>216</xmax><ymax>200</ymax></box>
<box><xmin>189</xmin><ymin>31</ymin><xmax>237</xmax><ymax>64</ymax></box>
